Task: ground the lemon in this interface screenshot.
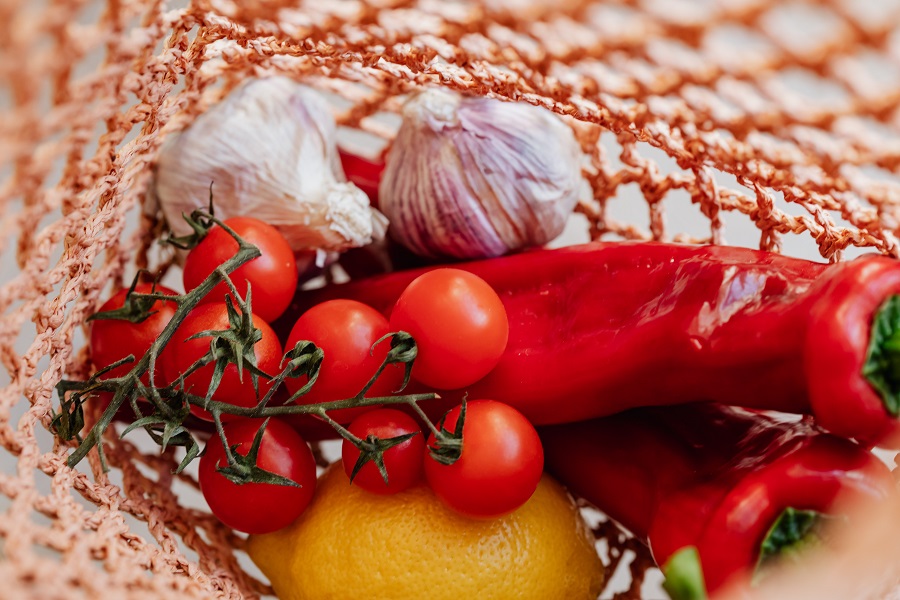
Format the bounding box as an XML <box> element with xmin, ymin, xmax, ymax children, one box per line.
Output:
<box><xmin>247</xmin><ymin>464</ymin><xmax>604</xmax><ymax>600</ymax></box>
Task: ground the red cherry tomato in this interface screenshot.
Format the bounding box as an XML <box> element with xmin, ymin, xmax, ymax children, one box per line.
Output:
<box><xmin>389</xmin><ymin>269</ymin><xmax>508</xmax><ymax>390</ymax></box>
<box><xmin>183</xmin><ymin>217</ymin><xmax>298</xmax><ymax>323</ymax></box>
<box><xmin>161</xmin><ymin>303</ymin><xmax>283</xmax><ymax>421</ymax></box>
<box><xmin>341</xmin><ymin>408</ymin><xmax>424</xmax><ymax>495</ymax></box>
<box><xmin>424</xmin><ymin>399</ymin><xmax>543</xmax><ymax>519</ymax></box>
<box><xmin>89</xmin><ymin>283</ymin><xmax>179</xmax><ymax>383</ymax></box>
<box><xmin>199</xmin><ymin>418</ymin><xmax>317</xmax><ymax>534</ymax></box>
<box><xmin>285</xmin><ymin>299</ymin><xmax>403</xmax><ymax>424</ymax></box>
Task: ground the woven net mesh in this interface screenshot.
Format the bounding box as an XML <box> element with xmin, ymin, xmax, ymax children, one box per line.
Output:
<box><xmin>3</xmin><ymin>0</ymin><xmax>900</xmax><ymax>598</ymax></box>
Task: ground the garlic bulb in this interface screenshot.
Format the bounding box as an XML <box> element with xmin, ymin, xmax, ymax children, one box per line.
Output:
<box><xmin>153</xmin><ymin>77</ymin><xmax>387</xmax><ymax>254</ymax></box>
<box><xmin>379</xmin><ymin>88</ymin><xmax>584</xmax><ymax>259</ymax></box>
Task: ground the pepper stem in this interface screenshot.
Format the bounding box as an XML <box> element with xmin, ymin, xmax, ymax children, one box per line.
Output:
<box><xmin>661</xmin><ymin>546</ymin><xmax>708</xmax><ymax>600</ymax></box>
<box><xmin>862</xmin><ymin>294</ymin><xmax>900</xmax><ymax>417</ymax></box>
<box><xmin>754</xmin><ymin>507</ymin><xmax>833</xmax><ymax>583</ymax></box>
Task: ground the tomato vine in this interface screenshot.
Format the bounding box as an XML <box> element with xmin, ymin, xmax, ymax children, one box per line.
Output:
<box><xmin>52</xmin><ymin>206</ymin><xmax>449</xmax><ymax>487</ymax></box>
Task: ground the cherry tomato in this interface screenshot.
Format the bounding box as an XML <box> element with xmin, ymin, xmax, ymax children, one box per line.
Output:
<box><xmin>285</xmin><ymin>299</ymin><xmax>403</xmax><ymax>424</ymax></box>
<box><xmin>199</xmin><ymin>418</ymin><xmax>317</xmax><ymax>534</ymax></box>
<box><xmin>89</xmin><ymin>283</ymin><xmax>179</xmax><ymax>383</ymax></box>
<box><xmin>183</xmin><ymin>217</ymin><xmax>299</xmax><ymax>323</ymax></box>
<box><xmin>389</xmin><ymin>269</ymin><xmax>508</xmax><ymax>390</ymax></box>
<box><xmin>341</xmin><ymin>408</ymin><xmax>424</xmax><ymax>495</ymax></box>
<box><xmin>161</xmin><ymin>303</ymin><xmax>283</xmax><ymax>421</ymax></box>
<box><xmin>424</xmin><ymin>399</ymin><xmax>543</xmax><ymax>519</ymax></box>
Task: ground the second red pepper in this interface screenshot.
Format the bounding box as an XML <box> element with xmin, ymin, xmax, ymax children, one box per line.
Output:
<box><xmin>540</xmin><ymin>403</ymin><xmax>895</xmax><ymax>595</ymax></box>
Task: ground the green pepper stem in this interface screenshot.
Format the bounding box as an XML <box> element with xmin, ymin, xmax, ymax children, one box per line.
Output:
<box><xmin>754</xmin><ymin>506</ymin><xmax>832</xmax><ymax>582</ymax></box>
<box><xmin>862</xmin><ymin>294</ymin><xmax>900</xmax><ymax>417</ymax></box>
<box><xmin>662</xmin><ymin>546</ymin><xmax>708</xmax><ymax>600</ymax></box>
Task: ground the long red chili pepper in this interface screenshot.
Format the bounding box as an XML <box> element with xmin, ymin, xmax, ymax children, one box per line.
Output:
<box><xmin>283</xmin><ymin>241</ymin><xmax>900</xmax><ymax>446</ymax></box>
<box><xmin>339</xmin><ymin>148</ymin><xmax>384</xmax><ymax>208</ymax></box>
<box><xmin>539</xmin><ymin>403</ymin><xmax>895</xmax><ymax>596</ymax></box>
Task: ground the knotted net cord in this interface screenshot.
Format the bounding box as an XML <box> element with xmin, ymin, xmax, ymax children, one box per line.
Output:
<box><xmin>2</xmin><ymin>0</ymin><xmax>900</xmax><ymax>597</ymax></box>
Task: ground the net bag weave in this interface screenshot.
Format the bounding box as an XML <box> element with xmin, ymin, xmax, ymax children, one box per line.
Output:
<box><xmin>3</xmin><ymin>0</ymin><xmax>900</xmax><ymax>598</ymax></box>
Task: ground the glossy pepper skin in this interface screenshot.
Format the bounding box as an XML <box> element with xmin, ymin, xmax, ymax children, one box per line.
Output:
<box><xmin>540</xmin><ymin>404</ymin><xmax>896</xmax><ymax>595</ymax></box>
<box><xmin>284</xmin><ymin>241</ymin><xmax>900</xmax><ymax>445</ymax></box>
<box><xmin>338</xmin><ymin>148</ymin><xmax>384</xmax><ymax>207</ymax></box>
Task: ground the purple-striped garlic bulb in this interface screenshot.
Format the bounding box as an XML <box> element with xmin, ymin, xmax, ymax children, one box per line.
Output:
<box><xmin>378</xmin><ymin>88</ymin><xmax>584</xmax><ymax>259</ymax></box>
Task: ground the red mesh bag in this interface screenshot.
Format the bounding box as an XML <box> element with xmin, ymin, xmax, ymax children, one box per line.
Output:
<box><xmin>2</xmin><ymin>0</ymin><xmax>900</xmax><ymax>598</ymax></box>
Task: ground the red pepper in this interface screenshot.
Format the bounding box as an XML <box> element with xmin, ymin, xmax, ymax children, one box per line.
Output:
<box><xmin>540</xmin><ymin>403</ymin><xmax>895</xmax><ymax>596</ymax></box>
<box><xmin>285</xmin><ymin>241</ymin><xmax>900</xmax><ymax>445</ymax></box>
<box><xmin>338</xmin><ymin>148</ymin><xmax>384</xmax><ymax>208</ymax></box>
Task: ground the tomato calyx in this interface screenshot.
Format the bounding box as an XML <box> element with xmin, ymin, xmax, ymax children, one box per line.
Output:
<box><xmin>122</xmin><ymin>393</ymin><xmax>199</xmax><ymax>470</ymax></box>
<box><xmin>425</xmin><ymin>397</ymin><xmax>467</xmax><ymax>466</ymax></box>
<box><xmin>164</xmin><ymin>183</ymin><xmax>218</xmax><ymax>250</ymax></box>
<box><xmin>213</xmin><ymin>418</ymin><xmax>302</xmax><ymax>487</ymax></box>
<box><xmin>181</xmin><ymin>292</ymin><xmax>269</xmax><ymax>405</ymax></box>
<box><xmin>277</xmin><ymin>341</ymin><xmax>326</xmax><ymax>402</ymax></box>
<box><xmin>87</xmin><ymin>272</ymin><xmax>175</xmax><ymax>325</ymax></box>
<box><xmin>347</xmin><ymin>431</ymin><xmax>421</xmax><ymax>485</ymax></box>
<box><xmin>372</xmin><ymin>330</ymin><xmax>418</xmax><ymax>393</ymax></box>
<box><xmin>52</xmin><ymin>378</ymin><xmax>99</xmax><ymax>441</ymax></box>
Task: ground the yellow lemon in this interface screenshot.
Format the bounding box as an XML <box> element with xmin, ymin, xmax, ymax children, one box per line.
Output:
<box><xmin>247</xmin><ymin>464</ymin><xmax>603</xmax><ymax>600</ymax></box>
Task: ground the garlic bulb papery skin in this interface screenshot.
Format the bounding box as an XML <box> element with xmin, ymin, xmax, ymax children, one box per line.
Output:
<box><xmin>153</xmin><ymin>77</ymin><xmax>387</xmax><ymax>254</ymax></box>
<box><xmin>379</xmin><ymin>88</ymin><xmax>585</xmax><ymax>259</ymax></box>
